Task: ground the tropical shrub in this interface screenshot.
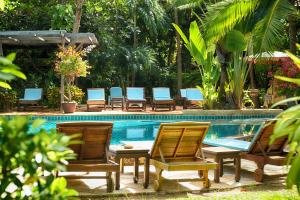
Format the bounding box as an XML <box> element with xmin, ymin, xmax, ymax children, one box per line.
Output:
<box><xmin>0</xmin><ymin>116</ymin><xmax>78</xmax><ymax>199</ymax></box>
<box><xmin>224</xmin><ymin>30</ymin><xmax>249</xmax><ymax>109</ymax></box>
<box><xmin>0</xmin><ymin>53</ymin><xmax>26</xmax><ymax>89</ymax></box>
<box><xmin>0</xmin><ymin>89</ymin><xmax>17</xmax><ymax>112</ymax></box>
<box><xmin>268</xmin><ymin>60</ymin><xmax>300</xmax><ymax>96</ymax></box>
<box><xmin>270</xmin><ymin>46</ymin><xmax>300</xmax><ymax>193</ymax></box>
<box><xmin>55</xmin><ymin>46</ymin><xmax>92</xmax><ymax>102</ymax></box>
<box><xmin>47</xmin><ymin>85</ymin><xmax>85</xmax><ymax>108</ymax></box>
<box><xmin>173</xmin><ymin>21</ymin><xmax>220</xmax><ymax>109</ymax></box>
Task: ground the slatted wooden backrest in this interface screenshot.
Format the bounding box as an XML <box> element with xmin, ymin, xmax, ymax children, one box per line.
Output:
<box><xmin>150</xmin><ymin>122</ymin><xmax>210</xmax><ymax>160</ymax></box>
<box><xmin>56</xmin><ymin>122</ymin><xmax>113</xmax><ymax>161</ymax></box>
<box><xmin>248</xmin><ymin>120</ymin><xmax>288</xmax><ymax>155</ymax></box>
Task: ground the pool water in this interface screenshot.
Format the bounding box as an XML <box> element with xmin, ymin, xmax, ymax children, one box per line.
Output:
<box><xmin>41</xmin><ymin>120</ymin><xmax>261</xmax><ymax>145</ymax></box>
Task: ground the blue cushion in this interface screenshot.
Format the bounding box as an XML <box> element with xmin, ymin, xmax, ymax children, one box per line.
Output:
<box><xmin>23</xmin><ymin>88</ymin><xmax>42</xmax><ymax>100</ymax></box>
<box><xmin>186</xmin><ymin>88</ymin><xmax>204</xmax><ymax>101</ymax></box>
<box><xmin>87</xmin><ymin>89</ymin><xmax>105</xmax><ymax>100</ymax></box>
<box><xmin>180</xmin><ymin>89</ymin><xmax>186</xmax><ymax>98</ymax></box>
<box><xmin>127</xmin><ymin>88</ymin><xmax>145</xmax><ymax>100</ymax></box>
<box><xmin>203</xmin><ymin>138</ymin><xmax>251</xmax><ymax>151</ymax></box>
<box><xmin>110</xmin><ymin>87</ymin><xmax>123</xmax><ymax>98</ymax></box>
<box><xmin>153</xmin><ymin>88</ymin><xmax>172</xmax><ymax>100</ymax></box>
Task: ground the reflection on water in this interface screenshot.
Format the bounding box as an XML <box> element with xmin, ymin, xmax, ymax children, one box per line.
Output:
<box><xmin>40</xmin><ymin>120</ymin><xmax>261</xmax><ymax>145</ymax></box>
<box><xmin>110</xmin><ymin>121</ymin><xmax>261</xmax><ymax>144</ymax></box>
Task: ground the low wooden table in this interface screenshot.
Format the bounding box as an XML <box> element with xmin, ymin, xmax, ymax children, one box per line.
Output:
<box><xmin>202</xmin><ymin>146</ymin><xmax>241</xmax><ymax>183</ymax></box>
<box><xmin>108</xmin><ymin>145</ymin><xmax>150</xmax><ymax>190</ymax></box>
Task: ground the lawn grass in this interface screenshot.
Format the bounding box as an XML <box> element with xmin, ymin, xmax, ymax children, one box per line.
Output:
<box><xmin>168</xmin><ymin>190</ymin><xmax>300</xmax><ymax>200</ymax></box>
<box><xmin>166</xmin><ymin>189</ymin><xmax>300</xmax><ymax>200</ymax></box>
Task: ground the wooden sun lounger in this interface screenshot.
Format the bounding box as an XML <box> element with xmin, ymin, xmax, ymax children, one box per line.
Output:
<box><xmin>18</xmin><ymin>88</ymin><xmax>43</xmax><ymax>111</ymax></box>
<box><xmin>87</xmin><ymin>88</ymin><xmax>106</xmax><ymax>111</ymax></box>
<box><xmin>152</xmin><ymin>87</ymin><xmax>175</xmax><ymax>111</ymax></box>
<box><xmin>240</xmin><ymin>121</ymin><xmax>288</xmax><ymax>182</ymax></box>
<box><xmin>204</xmin><ymin>120</ymin><xmax>288</xmax><ymax>182</ymax></box>
<box><xmin>56</xmin><ymin>122</ymin><xmax>119</xmax><ymax>193</ymax></box>
<box><xmin>150</xmin><ymin>122</ymin><xmax>217</xmax><ymax>191</ymax></box>
<box><xmin>125</xmin><ymin>87</ymin><xmax>146</xmax><ymax>111</ymax></box>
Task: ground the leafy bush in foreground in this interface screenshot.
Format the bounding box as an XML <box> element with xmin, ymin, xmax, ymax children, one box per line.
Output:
<box><xmin>0</xmin><ymin>117</ymin><xmax>78</xmax><ymax>199</ymax></box>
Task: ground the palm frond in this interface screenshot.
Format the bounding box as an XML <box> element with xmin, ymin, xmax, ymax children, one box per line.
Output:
<box><xmin>205</xmin><ymin>0</ymin><xmax>259</xmax><ymax>44</ymax></box>
<box><xmin>253</xmin><ymin>0</ymin><xmax>295</xmax><ymax>53</ymax></box>
<box><xmin>172</xmin><ymin>0</ymin><xmax>205</xmax><ymax>10</ymax></box>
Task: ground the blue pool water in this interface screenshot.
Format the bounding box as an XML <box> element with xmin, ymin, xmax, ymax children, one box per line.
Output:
<box><xmin>41</xmin><ymin>120</ymin><xmax>262</xmax><ymax>145</ymax></box>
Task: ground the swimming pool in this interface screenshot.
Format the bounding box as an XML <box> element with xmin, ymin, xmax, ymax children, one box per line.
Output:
<box><xmin>41</xmin><ymin>120</ymin><xmax>262</xmax><ymax>145</ymax></box>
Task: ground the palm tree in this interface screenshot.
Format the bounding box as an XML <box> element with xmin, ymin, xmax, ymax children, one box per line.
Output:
<box><xmin>125</xmin><ymin>0</ymin><xmax>167</xmax><ymax>86</ymax></box>
<box><xmin>204</xmin><ymin>0</ymin><xmax>295</xmax><ymax>53</ymax></box>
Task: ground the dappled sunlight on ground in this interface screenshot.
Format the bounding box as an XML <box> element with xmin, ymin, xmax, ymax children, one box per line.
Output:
<box><xmin>65</xmin><ymin>159</ymin><xmax>287</xmax><ymax>198</ymax></box>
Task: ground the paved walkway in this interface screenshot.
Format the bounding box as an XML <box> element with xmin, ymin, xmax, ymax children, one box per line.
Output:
<box><xmin>65</xmin><ymin>159</ymin><xmax>287</xmax><ymax>198</ymax></box>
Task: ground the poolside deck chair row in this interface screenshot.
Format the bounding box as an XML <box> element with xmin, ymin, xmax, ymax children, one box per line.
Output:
<box><xmin>56</xmin><ymin>120</ymin><xmax>287</xmax><ymax>192</ymax></box>
<box><xmin>17</xmin><ymin>87</ymin><xmax>204</xmax><ymax>111</ymax></box>
<box><xmin>87</xmin><ymin>87</ymin><xmax>205</xmax><ymax>111</ymax></box>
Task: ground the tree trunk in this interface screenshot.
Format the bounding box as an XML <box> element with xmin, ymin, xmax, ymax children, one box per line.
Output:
<box><xmin>72</xmin><ymin>0</ymin><xmax>85</xmax><ymax>33</ymax></box>
<box><xmin>132</xmin><ymin>11</ymin><xmax>137</xmax><ymax>87</ymax></box>
<box><xmin>60</xmin><ymin>75</ymin><xmax>64</xmax><ymax>111</ymax></box>
<box><xmin>288</xmin><ymin>15</ymin><xmax>297</xmax><ymax>54</ymax></box>
<box><xmin>216</xmin><ymin>44</ymin><xmax>230</xmax><ymax>104</ymax></box>
<box><xmin>175</xmin><ymin>8</ymin><xmax>182</xmax><ymax>92</ymax></box>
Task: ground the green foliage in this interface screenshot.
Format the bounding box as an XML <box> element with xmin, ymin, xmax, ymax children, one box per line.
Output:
<box><xmin>0</xmin><ymin>53</ymin><xmax>26</xmax><ymax>89</ymax></box>
<box><xmin>125</xmin><ymin>0</ymin><xmax>168</xmax><ymax>38</ymax></box>
<box><xmin>173</xmin><ymin>21</ymin><xmax>220</xmax><ymax>109</ymax></box>
<box><xmin>205</xmin><ymin>0</ymin><xmax>258</xmax><ymax>45</ymax></box>
<box><xmin>0</xmin><ymin>116</ymin><xmax>78</xmax><ymax>199</ymax></box>
<box><xmin>55</xmin><ymin>46</ymin><xmax>92</xmax><ymax>102</ymax></box>
<box><xmin>227</xmin><ymin>52</ymin><xmax>249</xmax><ymax>109</ymax></box>
<box><xmin>0</xmin><ymin>89</ymin><xmax>17</xmax><ymax>112</ymax></box>
<box><xmin>50</xmin><ymin>4</ymin><xmax>74</xmax><ymax>31</ymax></box>
<box><xmin>253</xmin><ymin>0</ymin><xmax>294</xmax><ymax>52</ymax></box>
<box><xmin>47</xmin><ymin>85</ymin><xmax>85</xmax><ymax>108</ymax></box>
<box><xmin>242</xmin><ymin>90</ymin><xmax>255</xmax><ymax>108</ymax></box>
<box><xmin>0</xmin><ymin>0</ymin><xmax>4</xmax><ymax>11</ymax></box>
<box><xmin>204</xmin><ymin>0</ymin><xmax>295</xmax><ymax>53</ymax></box>
<box><xmin>271</xmin><ymin>46</ymin><xmax>300</xmax><ymax>193</ymax></box>
<box><xmin>224</xmin><ymin>30</ymin><xmax>247</xmax><ymax>52</ymax></box>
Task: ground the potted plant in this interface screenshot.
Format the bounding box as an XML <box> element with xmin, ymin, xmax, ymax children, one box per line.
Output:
<box><xmin>55</xmin><ymin>46</ymin><xmax>92</xmax><ymax>113</ymax></box>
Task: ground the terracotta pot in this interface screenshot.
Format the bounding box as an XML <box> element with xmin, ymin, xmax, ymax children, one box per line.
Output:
<box><xmin>62</xmin><ymin>102</ymin><xmax>77</xmax><ymax>113</ymax></box>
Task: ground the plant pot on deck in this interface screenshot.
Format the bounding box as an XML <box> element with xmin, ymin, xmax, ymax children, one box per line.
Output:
<box><xmin>62</xmin><ymin>102</ymin><xmax>77</xmax><ymax>113</ymax></box>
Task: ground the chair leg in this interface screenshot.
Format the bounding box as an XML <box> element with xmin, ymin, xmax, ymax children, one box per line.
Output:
<box><xmin>153</xmin><ymin>167</ymin><xmax>163</xmax><ymax>191</ymax></box>
<box><xmin>106</xmin><ymin>172</ymin><xmax>114</xmax><ymax>193</ymax></box>
<box><xmin>202</xmin><ymin>170</ymin><xmax>211</xmax><ymax>188</ymax></box>
<box><xmin>198</xmin><ymin>170</ymin><xmax>203</xmax><ymax>178</ymax></box>
<box><xmin>254</xmin><ymin>161</ymin><xmax>265</xmax><ymax>182</ymax></box>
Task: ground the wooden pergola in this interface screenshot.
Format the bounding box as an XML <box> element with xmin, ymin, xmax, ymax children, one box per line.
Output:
<box><xmin>0</xmin><ymin>30</ymin><xmax>98</xmax><ymax>55</ymax></box>
<box><xmin>0</xmin><ymin>30</ymin><xmax>99</xmax><ymax>112</ymax></box>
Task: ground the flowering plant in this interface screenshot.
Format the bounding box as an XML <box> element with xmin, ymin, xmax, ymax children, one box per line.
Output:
<box><xmin>55</xmin><ymin>46</ymin><xmax>92</xmax><ymax>102</ymax></box>
<box><xmin>268</xmin><ymin>59</ymin><xmax>300</xmax><ymax>96</ymax></box>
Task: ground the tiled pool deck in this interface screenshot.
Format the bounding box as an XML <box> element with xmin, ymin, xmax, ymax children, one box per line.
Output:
<box><xmin>66</xmin><ymin>158</ymin><xmax>287</xmax><ymax>198</ymax></box>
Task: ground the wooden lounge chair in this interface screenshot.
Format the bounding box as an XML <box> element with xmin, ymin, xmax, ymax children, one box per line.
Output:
<box><xmin>150</xmin><ymin>122</ymin><xmax>217</xmax><ymax>191</ymax></box>
<box><xmin>87</xmin><ymin>88</ymin><xmax>106</xmax><ymax>111</ymax></box>
<box><xmin>109</xmin><ymin>87</ymin><xmax>124</xmax><ymax>110</ymax></box>
<box><xmin>152</xmin><ymin>87</ymin><xmax>175</xmax><ymax>111</ymax></box>
<box><xmin>183</xmin><ymin>88</ymin><xmax>204</xmax><ymax>109</ymax></box>
<box><xmin>125</xmin><ymin>87</ymin><xmax>146</xmax><ymax>111</ymax></box>
<box><xmin>56</xmin><ymin>122</ymin><xmax>119</xmax><ymax>193</ymax></box>
<box><xmin>18</xmin><ymin>88</ymin><xmax>43</xmax><ymax>110</ymax></box>
<box><xmin>204</xmin><ymin>120</ymin><xmax>288</xmax><ymax>182</ymax></box>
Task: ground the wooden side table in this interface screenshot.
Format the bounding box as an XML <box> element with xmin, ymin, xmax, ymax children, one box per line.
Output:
<box><xmin>108</xmin><ymin>145</ymin><xmax>150</xmax><ymax>190</ymax></box>
<box><xmin>202</xmin><ymin>146</ymin><xmax>241</xmax><ymax>183</ymax></box>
